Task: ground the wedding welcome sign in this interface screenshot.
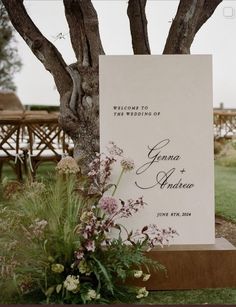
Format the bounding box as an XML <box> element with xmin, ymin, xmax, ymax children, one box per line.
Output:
<box><xmin>99</xmin><ymin>55</ymin><xmax>215</xmax><ymax>245</ymax></box>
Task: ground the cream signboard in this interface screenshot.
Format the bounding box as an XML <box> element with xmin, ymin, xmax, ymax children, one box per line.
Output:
<box><xmin>99</xmin><ymin>55</ymin><xmax>215</xmax><ymax>245</ymax></box>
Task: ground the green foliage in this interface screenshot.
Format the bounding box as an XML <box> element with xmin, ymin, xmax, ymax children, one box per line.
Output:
<box><xmin>0</xmin><ymin>177</ymin><xmax>82</xmax><ymax>303</ymax></box>
<box><xmin>0</xmin><ymin>175</ymin><xmax>162</xmax><ymax>304</ymax></box>
<box><xmin>0</xmin><ymin>1</ymin><xmax>22</xmax><ymax>91</ymax></box>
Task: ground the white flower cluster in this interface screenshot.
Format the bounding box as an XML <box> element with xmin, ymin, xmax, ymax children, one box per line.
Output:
<box><xmin>107</xmin><ymin>141</ymin><xmax>123</xmax><ymax>157</ymax></box>
<box><xmin>133</xmin><ymin>270</ymin><xmax>151</xmax><ymax>281</ymax></box>
<box><xmin>120</xmin><ymin>157</ymin><xmax>135</xmax><ymax>171</ymax></box>
<box><xmin>85</xmin><ymin>289</ymin><xmax>101</xmax><ymax>301</ymax></box>
<box><xmin>136</xmin><ymin>287</ymin><xmax>149</xmax><ymax>299</ymax></box>
<box><xmin>63</xmin><ymin>275</ymin><xmax>80</xmax><ymax>293</ymax></box>
<box><xmin>56</xmin><ymin>156</ymin><xmax>80</xmax><ymax>175</ymax></box>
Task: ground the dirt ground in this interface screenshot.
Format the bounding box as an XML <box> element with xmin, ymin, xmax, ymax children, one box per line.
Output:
<box><xmin>215</xmin><ymin>216</ymin><xmax>236</xmax><ymax>246</ymax></box>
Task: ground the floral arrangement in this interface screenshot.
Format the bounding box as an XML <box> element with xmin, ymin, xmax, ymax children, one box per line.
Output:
<box><xmin>0</xmin><ymin>142</ymin><xmax>177</xmax><ymax>304</ymax></box>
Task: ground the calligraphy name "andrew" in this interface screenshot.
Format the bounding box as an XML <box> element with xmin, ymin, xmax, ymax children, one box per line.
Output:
<box><xmin>135</xmin><ymin>139</ymin><xmax>194</xmax><ymax>190</ymax></box>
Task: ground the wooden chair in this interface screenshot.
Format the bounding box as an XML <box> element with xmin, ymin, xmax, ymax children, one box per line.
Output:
<box><xmin>0</xmin><ymin>114</ymin><xmax>24</xmax><ymax>181</ymax></box>
<box><xmin>23</xmin><ymin>114</ymin><xmax>66</xmax><ymax>178</ymax></box>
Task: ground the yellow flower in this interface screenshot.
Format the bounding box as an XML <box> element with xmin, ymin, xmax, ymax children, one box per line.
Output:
<box><xmin>51</xmin><ymin>263</ymin><xmax>64</xmax><ymax>273</ymax></box>
<box><xmin>48</xmin><ymin>256</ymin><xmax>55</xmax><ymax>263</ymax></box>
<box><xmin>78</xmin><ymin>259</ymin><xmax>91</xmax><ymax>275</ymax></box>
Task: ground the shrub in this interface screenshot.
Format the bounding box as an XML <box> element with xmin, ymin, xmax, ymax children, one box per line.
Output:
<box><xmin>0</xmin><ymin>144</ymin><xmax>177</xmax><ymax>304</ymax></box>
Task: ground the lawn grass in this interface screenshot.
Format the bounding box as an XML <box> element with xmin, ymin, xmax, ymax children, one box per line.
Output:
<box><xmin>215</xmin><ymin>164</ymin><xmax>236</xmax><ymax>222</ymax></box>
<box><xmin>1</xmin><ymin>162</ymin><xmax>56</xmax><ymax>182</ymax></box>
<box><xmin>139</xmin><ymin>288</ymin><xmax>236</xmax><ymax>304</ymax></box>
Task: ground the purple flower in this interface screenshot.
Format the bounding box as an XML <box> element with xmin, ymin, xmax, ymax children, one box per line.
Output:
<box><xmin>85</xmin><ymin>240</ymin><xmax>96</xmax><ymax>252</ymax></box>
<box><xmin>134</xmin><ymin>224</ymin><xmax>178</xmax><ymax>248</ymax></box>
<box><xmin>99</xmin><ymin>196</ymin><xmax>118</xmax><ymax>215</ymax></box>
<box><xmin>88</xmin><ymin>153</ymin><xmax>116</xmax><ymax>189</ymax></box>
<box><xmin>75</xmin><ymin>250</ymin><xmax>84</xmax><ymax>260</ymax></box>
<box><xmin>119</xmin><ymin>197</ymin><xmax>145</xmax><ymax>218</ymax></box>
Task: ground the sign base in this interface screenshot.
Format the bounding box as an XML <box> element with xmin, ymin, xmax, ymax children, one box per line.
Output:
<box><xmin>138</xmin><ymin>238</ymin><xmax>236</xmax><ymax>290</ymax></box>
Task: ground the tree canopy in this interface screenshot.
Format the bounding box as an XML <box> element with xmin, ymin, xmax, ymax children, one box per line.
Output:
<box><xmin>0</xmin><ymin>0</ymin><xmax>21</xmax><ymax>92</ymax></box>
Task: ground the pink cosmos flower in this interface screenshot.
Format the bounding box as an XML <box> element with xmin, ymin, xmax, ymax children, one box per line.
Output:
<box><xmin>99</xmin><ymin>196</ymin><xmax>118</xmax><ymax>215</ymax></box>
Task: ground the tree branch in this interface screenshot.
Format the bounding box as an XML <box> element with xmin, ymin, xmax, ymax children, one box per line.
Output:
<box><xmin>127</xmin><ymin>0</ymin><xmax>150</xmax><ymax>54</ymax></box>
<box><xmin>63</xmin><ymin>0</ymin><xmax>104</xmax><ymax>67</ymax></box>
<box><xmin>163</xmin><ymin>0</ymin><xmax>205</xmax><ymax>54</ymax></box>
<box><xmin>2</xmin><ymin>0</ymin><xmax>72</xmax><ymax>96</ymax></box>
<box><xmin>196</xmin><ymin>0</ymin><xmax>222</xmax><ymax>33</ymax></box>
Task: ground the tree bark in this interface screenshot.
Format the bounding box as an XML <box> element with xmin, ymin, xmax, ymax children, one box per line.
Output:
<box><xmin>63</xmin><ymin>0</ymin><xmax>104</xmax><ymax>66</ymax></box>
<box><xmin>127</xmin><ymin>0</ymin><xmax>150</xmax><ymax>54</ymax></box>
<box><xmin>196</xmin><ymin>0</ymin><xmax>223</xmax><ymax>33</ymax></box>
<box><xmin>2</xmin><ymin>0</ymin><xmax>103</xmax><ymax>172</ymax></box>
<box><xmin>163</xmin><ymin>0</ymin><xmax>222</xmax><ymax>54</ymax></box>
<box><xmin>163</xmin><ymin>0</ymin><xmax>205</xmax><ymax>54</ymax></box>
<box><xmin>61</xmin><ymin>0</ymin><xmax>104</xmax><ymax>168</ymax></box>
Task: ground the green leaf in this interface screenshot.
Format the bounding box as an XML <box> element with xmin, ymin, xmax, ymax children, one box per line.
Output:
<box><xmin>56</xmin><ymin>284</ymin><xmax>62</xmax><ymax>293</ymax></box>
<box><xmin>45</xmin><ymin>285</ymin><xmax>55</xmax><ymax>297</ymax></box>
<box><xmin>91</xmin><ymin>255</ymin><xmax>114</xmax><ymax>294</ymax></box>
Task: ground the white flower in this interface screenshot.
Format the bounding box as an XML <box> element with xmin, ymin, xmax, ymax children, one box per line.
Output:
<box><xmin>133</xmin><ymin>270</ymin><xmax>143</xmax><ymax>278</ymax></box>
<box><xmin>142</xmin><ymin>274</ymin><xmax>151</xmax><ymax>281</ymax></box>
<box><xmin>107</xmin><ymin>141</ymin><xmax>123</xmax><ymax>157</ymax></box>
<box><xmin>120</xmin><ymin>157</ymin><xmax>135</xmax><ymax>171</ymax></box>
<box><xmin>86</xmin><ymin>289</ymin><xmax>100</xmax><ymax>301</ymax></box>
<box><xmin>136</xmin><ymin>287</ymin><xmax>149</xmax><ymax>299</ymax></box>
<box><xmin>56</xmin><ymin>156</ymin><xmax>80</xmax><ymax>175</ymax></box>
<box><xmin>63</xmin><ymin>275</ymin><xmax>80</xmax><ymax>293</ymax></box>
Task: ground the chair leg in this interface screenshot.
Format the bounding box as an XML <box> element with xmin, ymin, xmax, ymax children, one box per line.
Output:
<box><xmin>22</xmin><ymin>150</ymin><xmax>29</xmax><ymax>177</ymax></box>
<box><xmin>15</xmin><ymin>161</ymin><xmax>23</xmax><ymax>182</ymax></box>
<box><xmin>0</xmin><ymin>162</ymin><xmax>3</xmax><ymax>183</ymax></box>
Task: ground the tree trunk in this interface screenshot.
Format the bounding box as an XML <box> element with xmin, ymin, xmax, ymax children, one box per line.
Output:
<box><xmin>2</xmin><ymin>0</ymin><xmax>103</xmax><ymax>172</ymax></box>
<box><xmin>127</xmin><ymin>0</ymin><xmax>150</xmax><ymax>54</ymax></box>
<box><xmin>163</xmin><ymin>0</ymin><xmax>222</xmax><ymax>54</ymax></box>
<box><xmin>2</xmin><ymin>0</ymin><xmax>222</xmax><ymax>172</ymax></box>
<box><xmin>59</xmin><ymin>65</ymin><xmax>100</xmax><ymax>169</ymax></box>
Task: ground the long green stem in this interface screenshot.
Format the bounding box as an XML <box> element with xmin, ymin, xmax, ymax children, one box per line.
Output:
<box><xmin>112</xmin><ymin>168</ymin><xmax>125</xmax><ymax>196</ymax></box>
